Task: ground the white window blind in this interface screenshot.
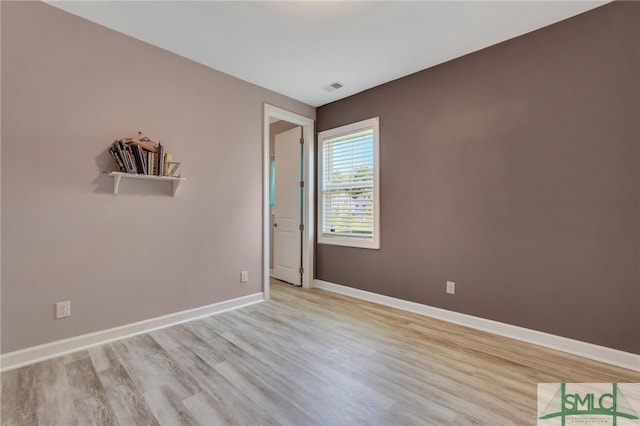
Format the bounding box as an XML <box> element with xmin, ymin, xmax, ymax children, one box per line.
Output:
<box><xmin>318</xmin><ymin>117</ymin><xmax>380</xmax><ymax>249</ymax></box>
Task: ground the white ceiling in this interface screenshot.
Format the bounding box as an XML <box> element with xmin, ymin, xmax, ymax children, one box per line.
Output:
<box><xmin>46</xmin><ymin>1</ymin><xmax>608</xmax><ymax>107</ymax></box>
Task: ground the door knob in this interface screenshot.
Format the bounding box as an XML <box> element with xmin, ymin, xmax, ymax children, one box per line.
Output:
<box><xmin>273</xmin><ymin>222</ymin><xmax>278</xmax><ymax>227</ymax></box>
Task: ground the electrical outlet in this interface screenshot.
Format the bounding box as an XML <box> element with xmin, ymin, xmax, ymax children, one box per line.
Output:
<box><xmin>56</xmin><ymin>301</ymin><xmax>71</xmax><ymax>318</ymax></box>
<box><xmin>446</xmin><ymin>281</ymin><xmax>456</xmax><ymax>295</ymax></box>
<box><xmin>241</xmin><ymin>271</ymin><xmax>248</xmax><ymax>283</ymax></box>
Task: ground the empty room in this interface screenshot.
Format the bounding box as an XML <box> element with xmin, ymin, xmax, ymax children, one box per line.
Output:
<box><xmin>1</xmin><ymin>1</ymin><xmax>639</xmax><ymax>425</ymax></box>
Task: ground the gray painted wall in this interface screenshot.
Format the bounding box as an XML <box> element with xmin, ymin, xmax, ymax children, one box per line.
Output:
<box><xmin>1</xmin><ymin>2</ymin><xmax>314</xmax><ymax>353</ymax></box>
<box><xmin>316</xmin><ymin>2</ymin><xmax>639</xmax><ymax>354</ymax></box>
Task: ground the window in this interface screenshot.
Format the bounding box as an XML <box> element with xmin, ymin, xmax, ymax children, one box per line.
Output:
<box><xmin>318</xmin><ymin>117</ymin><xmax>380</xmax><ymax>249</ymax></box>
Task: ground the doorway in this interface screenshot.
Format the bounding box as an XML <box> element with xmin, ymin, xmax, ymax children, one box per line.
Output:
<box><xmin>272</xmin><ymin>125</ymin><xmax>302</xmax><ymax>286</ymax></box>
<box><xmin>263</xmin><ymin>104</ymin><xmax>314</xmax><ymax>300</ymax></box>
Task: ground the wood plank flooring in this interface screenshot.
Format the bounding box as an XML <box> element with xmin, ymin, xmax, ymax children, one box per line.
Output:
<box><xmin>2</xmin><ymin>279</ymin><xmax>638</xmax><ymax>425</ymax></box>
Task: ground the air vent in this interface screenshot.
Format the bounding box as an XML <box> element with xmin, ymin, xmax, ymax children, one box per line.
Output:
<box><xmin>323</xmin><ymin>81</ymin><xmax>344</xmax><ymax>92</ymax></box>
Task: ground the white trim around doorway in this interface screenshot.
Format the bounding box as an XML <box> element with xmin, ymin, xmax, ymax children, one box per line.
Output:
<box><xmin>263</xmin><ymin>104</ymin><xmax>315</xmax><ymax>300</ymax></box>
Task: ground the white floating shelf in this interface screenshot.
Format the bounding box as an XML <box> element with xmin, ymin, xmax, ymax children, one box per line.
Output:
<box><xmin>108</xmin><ymin>172</ymin><xmax>186</xmax><ymax>196</ymax></box>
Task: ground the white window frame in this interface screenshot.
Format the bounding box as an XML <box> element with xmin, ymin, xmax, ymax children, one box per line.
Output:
<box><xmin>318</xmin><ymin>117</ymin><xmax>380</xmax><ymax>249</ymax></box>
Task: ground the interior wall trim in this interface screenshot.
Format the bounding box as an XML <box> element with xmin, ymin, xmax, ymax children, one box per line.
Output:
<box><xmin>314</xmin><ymin>280</ymin><xmax>640</xmax><ymax>372</ymax></box>
<box><xmin>0</xmin><ymin>293</ymin><xmax>264</xmax><ymax>372</ymax></box>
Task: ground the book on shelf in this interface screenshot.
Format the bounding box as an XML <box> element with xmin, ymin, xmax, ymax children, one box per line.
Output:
<box><xmin>157</xmin><ymin>144</ymin><xmax>164</xmax><ymax>177</ymax></box>
<box><xmin>147</xmin><ymin>151</ymin><xmax>154</xmax><ymax>176</ymax></box>
<box><xmin>108</xmin><ymin>147</ymin><xmax>126</xmax><ymax>172</ymax></box>
<box><xmin>127</xmin><ymin>146</ymin><xmax>138</xmax><ymax>174</ymax></box>
<box><xmin>131</xmin><ymin>145</ymin><xmax>142</xmax><ymax>174</ymax></box>
<box><xmin>108</xmin><ymin>137</ymin><xmax>175</xmax><ymax>177</ymax></box>
<box><xmin>112</xmin><ymin>140</ymin><xmax>129</xmax><ymax>173</ymax></box>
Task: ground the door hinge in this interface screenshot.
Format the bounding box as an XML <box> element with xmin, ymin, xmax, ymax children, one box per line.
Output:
<box><xmin>299</xmin><ymin>224</ymin><xmax>304</xmax><ymax>231</ymax></box>
<box><xmin>299</xmin><ymin>267</ymin><xmax>304</xmax><ymax>274</ymax></box>
<box><xmin>300</xmin><ymin>138</ymin><xmax>304</xmax><ymax>145</ymax></box>
<box><xmin>299</xmin><ymin>181</ymin><xmax>304</xmax><ymax>188</ymax></box>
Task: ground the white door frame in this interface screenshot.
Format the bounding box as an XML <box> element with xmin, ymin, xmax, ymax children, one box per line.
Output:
<box><xmin>263</xmin><ymin>104</ymin><xmax>315</xmax><ymax>300</ymax></box>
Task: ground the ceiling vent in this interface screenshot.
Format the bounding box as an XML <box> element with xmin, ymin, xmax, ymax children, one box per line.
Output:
<box><xmin>323</xmin><ymin>82</ymin><xmax>344</xmax><ymax>92</ymax></box>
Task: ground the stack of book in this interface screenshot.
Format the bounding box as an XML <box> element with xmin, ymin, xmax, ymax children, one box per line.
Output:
<box><xmin>108</xmin><ymin>138</ymin><xmax>169</xmax><ymax>176</ymax></box>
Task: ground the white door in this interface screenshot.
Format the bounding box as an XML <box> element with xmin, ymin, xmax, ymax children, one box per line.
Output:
<box><xmin>273</xmin><ymin>126</ymin><xmax>302</xmax><ymax>286</ymax></box>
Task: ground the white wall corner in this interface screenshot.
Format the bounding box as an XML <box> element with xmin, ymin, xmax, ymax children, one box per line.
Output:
<box><xmin>314</xmin><ymin>279</ymin><xmax>640</xmax><ymax>373</ymax></box>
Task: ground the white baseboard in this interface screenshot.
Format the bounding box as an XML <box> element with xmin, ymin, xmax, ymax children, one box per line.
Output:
<box><xmin>314</xmin><ymin>280</ymin><xmax>640</xmax><ymax>372</ymax></box>
<box><xmin>1</xmin><ymin>292</ymin><xmax>264</xmax><ymax>372</ymax></box>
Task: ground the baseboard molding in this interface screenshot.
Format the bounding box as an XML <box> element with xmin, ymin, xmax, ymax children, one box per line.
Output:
<box><xmin>314</xmin><ymin>280</ymin><xmax>640</xmax><ymax>372</ymax></box>
<box><xmin>1</xmin><ymin>292</ymin><xmax>264</xmax><ymax>372</ymax></box>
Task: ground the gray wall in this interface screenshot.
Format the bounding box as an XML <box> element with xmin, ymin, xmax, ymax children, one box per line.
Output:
<box><xmin>316</xmin><ymin>2</ymin><xmax>639</xmax><ymax>354</ymax></box>
<box><xmin>1</xmin><ymin>2</ymin><xmax>314</xmax><ymax>353</ymax></box>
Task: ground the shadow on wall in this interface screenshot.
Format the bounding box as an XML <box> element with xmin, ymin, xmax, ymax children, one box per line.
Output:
<box><xmin>93</xmin><ymin>149</ymin><xmax>117</xmax><ymax>194</ymax></box>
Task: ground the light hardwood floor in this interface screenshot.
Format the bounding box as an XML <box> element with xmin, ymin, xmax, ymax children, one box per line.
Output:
<box><xmin>2</xmin><ymin>279</ymin><xmax>638</xmax><ymax>425</ymax></box>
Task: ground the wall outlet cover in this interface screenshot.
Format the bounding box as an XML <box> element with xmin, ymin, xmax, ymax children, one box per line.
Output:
<box><xmin>446</xmin><ymin>281</ymin><xmax>456</xmax><ymax>295</ymax></box>
<box><xmin>56</xmin><ymin>301</ymin><xmax>71</xmax><ymax>318</ymax></box>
